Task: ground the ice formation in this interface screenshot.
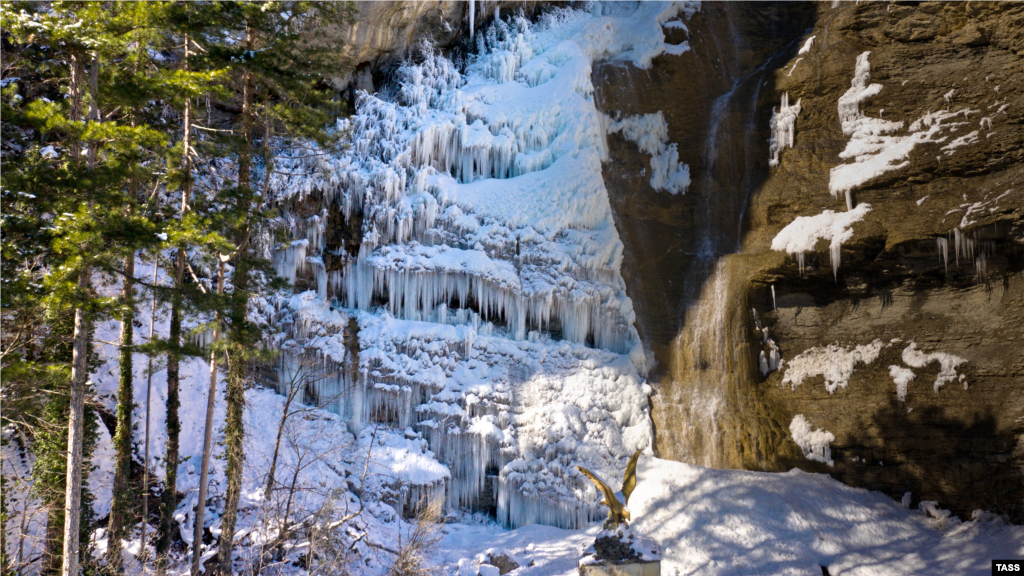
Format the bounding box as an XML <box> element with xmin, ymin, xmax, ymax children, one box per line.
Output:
<box><xmin>888</xmin><ymin>365</ymin><xmax>916</xmax><ymax>402</ymax></box>
<box><xmin>830</xmin><ymin>52</ymin><xmax>981</xmax><ymax>198</ymax></box>
<box><xmin>752</xmin><ymin>308</ymin><xmax>782</xmax><ymax>376</ymax></box>
<box><xmin>768</xmin><ymin>92</ymin><xmax>801</xmax><ymax>167</ymax></box>
<box><xmin>901</xmin><ymin>342</ymin><xmax>967</xmax><ymax>392</ymax></box>
<box><xmin>781</xmin><ymin>339</ymin><xmax>884</xmax><ymax>393</ymax></box>
<box><xmin>789</xmin><ymin>415</ymin><xmax>835</xmax><ymax>466</ymax></box>
<box><xmin>606</xmin><ymin>112</ymin><xmax>691</xmax><ymax>194</ymax></box>
<box><xmin>770</xmin><ymin>203</ymin><xmax>871</xmax><ymax>278</ymax></box>
<box><xmin>263</xmin><ymin>3</ymin><xmax>701</xmax><ymax>529</ymax></box>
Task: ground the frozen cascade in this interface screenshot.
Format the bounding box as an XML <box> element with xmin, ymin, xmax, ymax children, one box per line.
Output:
<box><xmin>752</xmin><ymin>309</ymin><xmax>782</xmax><ymax>376</ymax></box>
<box><xmin>263</xmin><ymin>3</ymin><xmax>700</xmax><ymax>529</ymax></box>
<box><xmin>768</xmin><ymin>92</ymin><xmax>801</xmax><ymax>167</ymax></box>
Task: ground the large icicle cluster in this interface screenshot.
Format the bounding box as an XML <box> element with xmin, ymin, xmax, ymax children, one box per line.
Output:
<box><xmin>263</xmin><ymin>3</ymin><xmax>700</xmax><ymax>529</ymax></box>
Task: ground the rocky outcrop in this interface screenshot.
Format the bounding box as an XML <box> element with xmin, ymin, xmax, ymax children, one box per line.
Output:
<box><xmin>596</xmin><ymin>1</ymin><xmax>1024</xmax><ymax>521</ymax></box>
<box><xmin>330</xmin><ymin>1</ymin><xmax>544</xmax><ymax>94</ymax></box>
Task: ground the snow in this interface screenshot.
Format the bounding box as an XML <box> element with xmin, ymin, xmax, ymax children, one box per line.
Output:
<box><xmin>829</xmin><ymin>52</ymin><xmax>981</xmax><ymax>197</ymax></box>
<box><xmin>435</xmin><ymin>458</ymin><xmax>1024</xmax><ymax>576</ymax></box>
<box><xmin>798</xmin><ymin>35</ymin><xmax>816</xmax><ymax>54</ymax></box>
<box><xmin>787</xmin><ymin>57</ymin><xmax>803</xmax><ymax>76</ymax></box>
<box><xmin>940</xmin><ymin>130</ymin><xmax>979</xmax><ymax>155</ymax></box>
<box><xmin>789</xmin><ymin>415</ymin><xmax>835</xmax><ymax>466</ymax></box>
<box><xmin>606</xmin><ymin>112</ymin><xmax>691</xmax><ymax>194</ymax></box>
<box><xmin>901</xmin><ymin>342</ymin><xmax>967</xmax><ymax>392</ymax></box>
<box><xmin>770</xmin><ymin>203</ymin><xmax>871</xmax><ymax>277</ymax></box>
<box><xmin>888</xmin><ymin>365</ymin><xmax>916</xmax><ymax>402</ymax></box>
<box><xmin>768</xmin><ymin>92</ymin><xmax>801</xmax><ymax>167</ymax></box>
<box><xmin>781</xmin><ymin>339</ymin><xmax>885</xmax><ymax>393</ymax></box>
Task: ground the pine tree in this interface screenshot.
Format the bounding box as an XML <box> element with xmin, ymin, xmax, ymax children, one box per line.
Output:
<box><xmin>3</xmin><ymin>4</ymin><xmax>165</xmax><ymax>574</ymax></box>
<box><xmin>101</xmin><ymin>4</ymin><xmax>177</xmax><ymax>570</ymax></box>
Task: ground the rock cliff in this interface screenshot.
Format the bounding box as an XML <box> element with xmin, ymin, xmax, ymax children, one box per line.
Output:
<box><xmin>596</xmin><ymin>1</ymin><xmax>1023</xmax><ymax>521</ymax></box>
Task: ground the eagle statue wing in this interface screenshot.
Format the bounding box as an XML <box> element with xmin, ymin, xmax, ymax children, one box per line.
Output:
<box><xmin>577</xmin><ymin>466</ymin><xmax>620</xmax><ymax>508</ymax></box>
<box><xmin>621</xmin><ymin>449</ymin><xmax>642</xmax><ymax>504</ymax></box>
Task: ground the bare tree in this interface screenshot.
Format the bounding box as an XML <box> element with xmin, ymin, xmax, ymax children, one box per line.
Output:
<box><xmin>389</xmin><ymin>497</ymin><xmax>444</xmax><ymax>576</ymax></box>
<box><xmin>265</xmin><ymin>352</ymin><xmax>345</xmax><ymax>497</ymax></box>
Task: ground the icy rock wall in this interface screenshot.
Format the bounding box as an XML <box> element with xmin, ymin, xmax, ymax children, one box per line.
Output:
<box><xmin>264</xmin><ymin>3</ymin><xmax>699</xmax><ymax>529</ymax></box>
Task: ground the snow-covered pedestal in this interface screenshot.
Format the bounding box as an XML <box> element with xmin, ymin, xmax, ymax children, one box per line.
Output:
<box><xmin>579</xmin><ymin>527</ymin><xmax>661</xmax><ymax>576</ymax></box>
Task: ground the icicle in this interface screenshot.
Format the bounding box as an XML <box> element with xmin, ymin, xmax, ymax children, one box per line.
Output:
<box><xmin>796</xmin><ymin>252</ymin><xmax>805</xmax><ymax>276</ymax></box>
<box><xmin>975</xmin><ymin>252</ymin><xmax>987</xmax><ymax>283</ymax></box>
<box><xmin>845</xmin><ymin>189</ymin><xmax>854</xmax><ymax>211</ymax></box>
<box><xmin>954</xmin><ymin>228</ymin><xmax>963</xmax><ymax>265</ymax></box>
<box><xmin>830</xmin><ymin>244</ymin><xmax>841</xmax><ymax>281</ymax></box>
<box><xmin>936</xmin><ymin>237</ymin><xmax>948</xmax><ymax>273</ymax></box>
<box><xmin>771</xmin><ymin>285</ymin><xmax>777</xmax><ymax>310</ymax></box>
<box><xmin>469</xmin><ymin>0</ymin><xmax>475</xmax><ymax>41</ymax></box>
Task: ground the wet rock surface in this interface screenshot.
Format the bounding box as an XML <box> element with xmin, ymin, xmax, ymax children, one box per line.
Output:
<box><xmin>596</xmin><ymin>1</ymin><xmax>1024</xmax><ymax>521</ymax></box>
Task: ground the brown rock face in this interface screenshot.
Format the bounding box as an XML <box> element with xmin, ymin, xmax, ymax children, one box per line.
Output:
<box><xmin>596</xmin><ymin>1</ymin><xmax>1024</xmax><ymax>521</ymax></box>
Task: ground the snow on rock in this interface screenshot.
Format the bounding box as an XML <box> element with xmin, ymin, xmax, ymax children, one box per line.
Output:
<box><xmin>798</xmin><ymin>35</ymin><xmax>816</xmax><ymax>54</ymax></box>
<box><xmin>606</xmin><ymin>112</ymin><xmax>691</xmax><ymax>194</ymax></box>
<box><xmin>889</xmin><ymin>365</ymin><xmax>916</xmax><ymax>402</ymax></box>
<box><xmin>789</xmin><ymin>414</ymin><xmax>835</xmax><ymax>466</ymax></box>
<box><xmin>901</xmin><ymin>341</ymin><xmax>968</xmax><ymax>392</ymax></box>
<box><xmin>837</xmin><ymin>52</ymin><xmax>884</xmax><ymax>131</ymax></box>
<box><xmin>781</xmin><ymin>339</ymin><xmax>885</xmax><ymax>393</ymax></box>
<box><xmin>768</xmin><ymin>92</ymin><xmax>801</xmax><ymax>167</ymax></box>
<box><xmin>941</xmin><ymin>130</ymin><xmax>980</xmax><ymax>155</ymax></box>
<box><xmin>830</xmin><ymin>52</ymin><xmax>980</xmax><ymax>199</ymax></box>
<box><xmin>258</xmin><ymin>4</ymin><xmax>710</xmax><ymax>529</ymax></box>
<box><xmin>770</xmin><ymin>203</ymin><xmax>871</xmax><ymax>278</ymax></box>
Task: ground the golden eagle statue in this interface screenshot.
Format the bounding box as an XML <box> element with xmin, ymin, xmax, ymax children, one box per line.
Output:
<box><xmin>577</xmin><ymin>449</ymin><xmax>642</xmax><ymax>528</ymax></box>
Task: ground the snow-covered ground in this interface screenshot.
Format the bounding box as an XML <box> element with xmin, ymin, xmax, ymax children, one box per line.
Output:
<box><xmin>435</xmin><ymin>458</ymin><xmax>1023</xmax><ymax>576</ymax></box>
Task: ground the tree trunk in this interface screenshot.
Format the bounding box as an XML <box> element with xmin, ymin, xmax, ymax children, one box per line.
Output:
<box><xmin>108</xmin><ymin>252</ymin><xmax>136</xmax><ymax>572</ymax></box>
<box><xmin>217</xmin><ymin>261</ymin><xmax>248</xmax><ymax>576</ymax></box>
<box><xmin>60</xmin><ymin>271</ymin><xmax>90</xmax><ymax>576</ymax></box>
<box><xmin>158</xmin><ymin>34</ymin><xmax>193</xmax><ymax>575</ymax></box>
<box><xmin>217</xmin><ymin>26</ymin><xmax>255</xmax><ymax>573</ymax></box>
<box><xmin>191</xmin><ymin>259</ymin><xmax>225</xmax><ymax>576</ymax></box>
<box><xmin>61</xmin><ymin>51</ymin><xmax>100</xmax><ymax>576</ymax></box>
<box><xmin>156</xmin><ymin>286</ymin><xmax>181</xmax><ymax>574</ymax></box>
<box><xmin>140</xmin><ymin>262</ymin><xmax>159</xmax><ymax>567</ymax></box>
<box><xmin>1</xmin><ymin>419</ymin><xmax>6</xmax><ymax>573</ymax></box>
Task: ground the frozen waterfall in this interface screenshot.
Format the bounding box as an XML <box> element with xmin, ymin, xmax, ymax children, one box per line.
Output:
<box><xmin>262</xmin><ymin>3</ymin><xmax>699</xmax><ymax>529</ymax></box>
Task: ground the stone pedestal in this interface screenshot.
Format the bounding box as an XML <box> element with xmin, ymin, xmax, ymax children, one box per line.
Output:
<box><xmin>578</xmin><ymin>527</ymin><xmax>661</xmax><ymax>576</ymax></box>
<box><xmin>579</xmin><ymin>560</ymin><xmax>661</xmax><ymax>576</ymax></box>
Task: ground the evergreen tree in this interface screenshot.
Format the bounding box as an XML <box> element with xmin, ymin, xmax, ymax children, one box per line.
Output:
<box><xmin>3</xmin><ymin>3</ymin><xmax>164</xmax><ymax>573</ymax></box>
